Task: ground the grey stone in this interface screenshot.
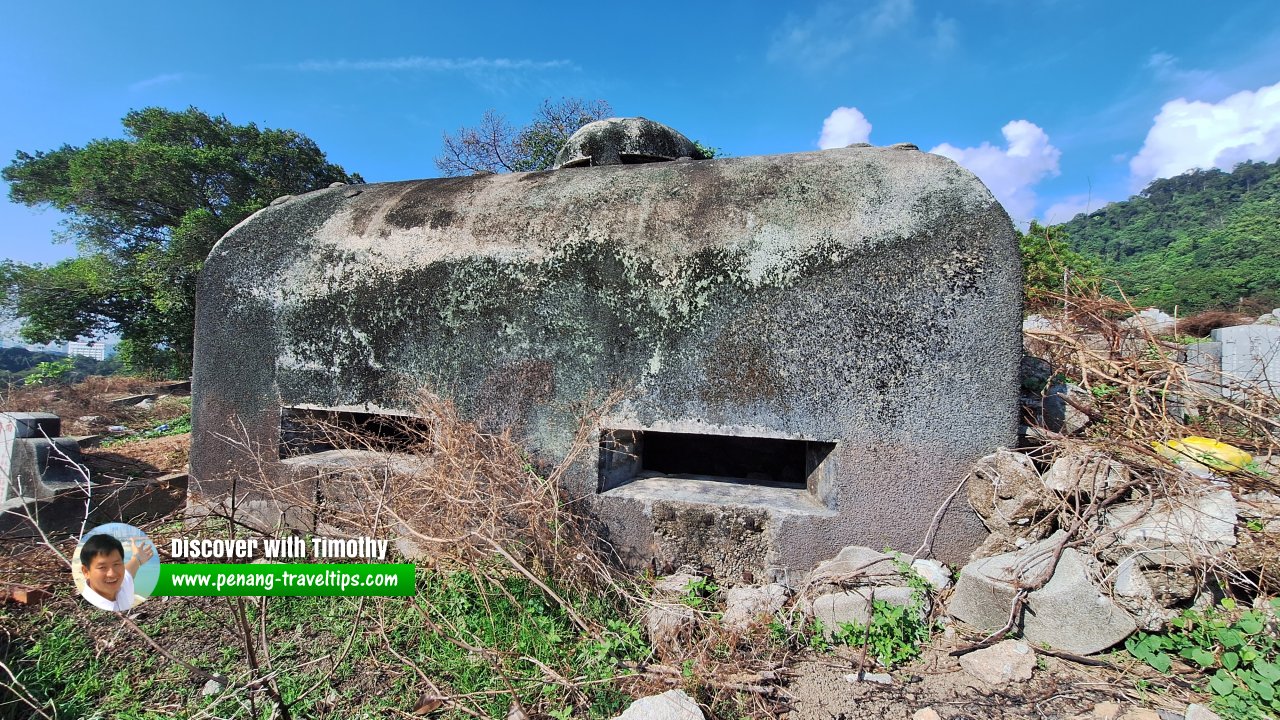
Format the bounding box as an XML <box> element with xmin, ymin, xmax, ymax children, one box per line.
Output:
<box><xmin>1105</xmin><ymin>490</ymin><xmax>1237</xmax><ymax>566</ymax></box>
<box><xmin>1206</xmin><ymin>325</ymin><xmax>1280</xmax><ymax>399</ymax></box>
<box><xmin>843</xmin><ymin>672</ymin><xmax>893</xmax><ymax>684</ymax></box>
<box><xmin>958</xmin><ymin>640</ymin><xmax>1035</xmax><ymax>684</ymax></box>
<box><xmin>1041</xmin><ymin>383</ymin><xmax>1096</xmax><ymax>434</ymax></box>
<box><xmin>950</xmin><ymin>536</ymin><xmax>1137</xmax><ymax>654</ymax></box>
<box><xmin>721</xmin><ymin>584</ymin><xmax>789</xmax><ymax>630</ymax></box>
<box><xmin>967</xmin><ymin>450</ymin><xmax>1054</xmax><ymax>540</ymax></box>
<box><xmin>0</xmin><ymin>412</ymin><xmax>61</xmax><ymax>439</ymax></box>
<box><xmin>1043</xmin><ymin>452</ymin><xmax>1129</xmax><ymax>495</ymax></box>
<box><xmin>554</xmin><ymin>118</ymin><xmax>707</xmax><ymax>169</ymax></box>
<box><xmin>191</xmin><ymin>132</ymin><xmax>1023</xmax><ymax>574</ymax></box>
<box><xmin>1183</xmin><ymin>703</ymin><xmax>1222</xmax><ymax>720</ymax></box>
<box><xmin>1111</xmin><ymin>557</ymin><xmax>1171</xmax><ymax>631</ymax></box>
<box><xmin>809</xmin><ymin>586</ymin><xmax>918</xmax><ymax>637</ymax></box>
<box><xmin>2</xmin><ymin>420</ymin><xmax>88</xmax><ymax>502</ymax></box>
<box><xmin>201</xmin><ymin>678</ymin><xmax>224</xmax><ymax>696</ymax></box>
<box><xmin>644</xmin><ymin>604</ymin><xmax>696</xmax><ymax>647</ymax></box>
<box><xmin>1124</xmin><ymin>308</ymin><xmax>1176</xmax><ymax>334</ymax></box>
<box><xmin>652</xmin><ymin>573</ymin><xmax>701</xmax><ymax>597</ymax></box>
<box><xmin>613</xmin><ymin>689</ymin><xmax>703</xmax><ymax>720</ymax></box>
<box><xmin>910</xmin><ymin>558</ymin><xmax>952</xmax><ymax>590</ymax></box>
<box><xmin>811</xmin><ymin>545</ymin><xmax>902</xmax><ymax>585</ymax></box>
<box><xmin>1023</xmin><ymin>315</ymin><xmax>1055</xmax><ymax>332</ymax></box>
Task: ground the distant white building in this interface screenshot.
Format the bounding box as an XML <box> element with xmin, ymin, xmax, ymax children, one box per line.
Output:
<box><xmin>66</xmin><ymin>341</ymin><xmax>106</xmax><ymax>361</ymax></box>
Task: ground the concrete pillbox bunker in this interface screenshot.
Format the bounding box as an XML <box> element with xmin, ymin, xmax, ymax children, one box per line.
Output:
<box><xmin>191</xmin><ymin>119</ymin><xmax>1022</xmax><ymax>578</ymax></box>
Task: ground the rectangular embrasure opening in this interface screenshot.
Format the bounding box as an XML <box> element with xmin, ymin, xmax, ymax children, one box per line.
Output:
<box><xmin>279</xmin><ymin>407</ymin><xmax>430</xmax><ymax>459</ymax></box>
<box><xmin>598</xmin><ymin>429</ymin><xmax>835</xmax><ymax>494</ymax></box>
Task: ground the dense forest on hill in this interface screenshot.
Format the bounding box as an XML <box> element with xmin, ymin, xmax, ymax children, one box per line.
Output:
<box><xmin>1057</xmin><ymin>159</ymin><xmax>1280</xmax><ymax>313</ymax></box>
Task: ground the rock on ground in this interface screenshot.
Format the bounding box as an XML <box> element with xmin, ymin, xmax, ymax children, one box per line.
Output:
<box><xmin>645</xmin><ymin>604</ymin><xmax>695</xmax><ymax>647</ymax></box>
<box><xmin>966</xmin><ymin>449</ymin><xmax>1054</xmax><ymax>543</ymax></box>
<box><xmin>808</xmin><ymin>586</ymin><xmax>919</xmax><ymax>637</ymax></box>
<box><xmin>958</xmin><ymin>640</ymin><xmax>1036</xmax><ymax>685</ymax></box>
<box><xmin>1183</xmin><ymin>703</ymin><xmax>1222</xmax><ymax>720</ymax></box>
<box><xmin>911</xmin><ymin>558</ymin><xmax>952</xmax><ymax>590</ymax></box>
<box><xmin>612</xmin><ymin>689</ymin><xmax>704</xmax><ymax>720</ymax></box>
<box><xmin>810</xmin><ymin>546</ymin><xmax>903</xmax><ymax>586</ymax></box>
<box><xmin>1042</xmin><ymin>452</ymin><xmax>1129</xmax><ymax>495</ymax></box>
<box><xmin>1104</xmin><ymin>489</ymin><xmax>1237</xmax><ymax>566</ymax></box>
<box><xmin>652</xmin><ymin>573</ymin><xmax>702</xmax><ymax>596</ymax></box>
<box><xmin>721</xmin><ymin>584</ymin><xmax>789</xmax><ymax>631</ymax></box>
<box><xmin>949</xmin><ymin>534</ymin><xmax>1137</xmax><ymax>654</ymax></box>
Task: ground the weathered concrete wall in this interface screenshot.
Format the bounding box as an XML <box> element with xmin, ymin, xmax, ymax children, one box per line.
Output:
<box><xmin>1186</xmin><ymin>325</ymin><xmax>1280</xmax><ymax>401</ymax></box>
<box><xmin>191</xmin><ymin>143</ymin><xmax>1022</xmax><ymax>578</ymax></box>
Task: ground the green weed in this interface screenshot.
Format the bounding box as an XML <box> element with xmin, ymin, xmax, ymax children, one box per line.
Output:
<box><xmin>1126</xmin><ymin>598</ymin><xmax>1280</xmax><ymax>720</ymax></box>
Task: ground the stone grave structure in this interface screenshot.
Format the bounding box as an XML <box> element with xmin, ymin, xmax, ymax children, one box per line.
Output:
<box><xmin>1186</xmin><ymin>324</ymin><xmax>1280</xmax><ymax>401</ymax></box>
<box><xmin>190</xmin><ymin>118</ymin><xmax>1023</xmax><ymax>578</ymax></box>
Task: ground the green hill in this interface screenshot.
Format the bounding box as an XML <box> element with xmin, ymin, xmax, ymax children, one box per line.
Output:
<box><xmin>1056</xmin><ymin>159</ymin><xmax>1280</xmax><ymax>313</ymax></box>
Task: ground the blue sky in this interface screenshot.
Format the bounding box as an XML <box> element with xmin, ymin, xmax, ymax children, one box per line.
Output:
<box><xmin>2</xmin><ymin>0</ymin><xmax>1279</xmax><ymax>266</ymax></box>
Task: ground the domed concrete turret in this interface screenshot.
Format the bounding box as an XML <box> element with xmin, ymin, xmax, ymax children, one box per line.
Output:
<box><xmin>553</xmin><ymin>117</ymin><xmax>707</xmax><ymax>169</ymax></box>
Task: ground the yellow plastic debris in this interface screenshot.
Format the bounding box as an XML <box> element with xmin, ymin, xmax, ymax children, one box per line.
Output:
<box><xmin>1153</xmin><ymin>436</ymin><xmax>1252</xmax><ymax>473</ymax></box>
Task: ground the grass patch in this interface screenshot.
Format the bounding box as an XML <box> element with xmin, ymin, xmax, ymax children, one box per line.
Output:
<box><xmin>2</xmin><ymin>563</ymin><xmax>647</xmax><ymax>719</ymax></box>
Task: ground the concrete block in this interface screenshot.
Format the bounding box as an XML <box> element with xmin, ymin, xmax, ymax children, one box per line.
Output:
<box><xmin>1105</xmin><ymin>489</ymin><xmax>1237</xmax><ymax>566</ymax></box>
<box><xmin>1211</xmin><ymin>324</ymin><xmax>1280</xmax><ymax>399</ymax></box>
<box><xmin>950</xmin><ymin>535</ymin><xmax>1137</xmax><ymax>654</ymax></box>
<box><xmin>192</xmin><ymin>134</ymin><xmax>1024</xmax><ymax>575</ymax></box>
<box><xmin>0</xmin><ymin>412</ymin><xmax>61</xmax><ymax>439</ymax></box>
<box><xmin>810</xmin><ymin>585</ymin><xmax>918</xmax><ymax>637</ymax></box>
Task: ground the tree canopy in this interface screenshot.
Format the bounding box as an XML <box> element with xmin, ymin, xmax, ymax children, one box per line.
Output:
<box><xmin>1</xmin><ymin>107</ymin><xmax>362</xmax><ymax>375</ymax></box>
<box><xmin>1057</xmin><ymin>159</ymin><xmax>1280</xmax><ymax>313</ymax></box>
<box><xmin>435</xmin><ymin>98</ymin><xmax>613</xmax><ymax>176</ymax></box>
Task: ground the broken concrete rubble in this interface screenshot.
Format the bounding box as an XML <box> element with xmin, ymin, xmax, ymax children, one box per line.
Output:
<box><xmin>808</xmin><ymin>586</ymin><xmax>920</xmax><ymax>638</ymax></box>
<box><xmin>966</xmin><ymin>449</ymin><xmax>1055</xmax><ymax>545</ymax></box>
<box><xmin>721</xmin><ymin>583</ymin><xmax>789</xmax><ymax>631</ymax></box>
<box><xmin>1103</xmin><ymin>489</ymin><xmax>1237</xmax><ymax>567</ymax></box>
<box><xmin>612</xmin><ymin>689</ymin><xmax>703</xmax><ymax>720</ymax></box>
<box><xmin>949</xmin><ymin>534</ymin><xmax>1138</xmax><ymax>654</ymax></box>
<box><xmin>1042</xmin><ymin>452</ymin><xmax>1130</xmax><ymax>495</ymax></box>
<box><xmin>958</xmin><ymin>639</ymin><xmax>1035</xmax><ymax>685</ymax></box>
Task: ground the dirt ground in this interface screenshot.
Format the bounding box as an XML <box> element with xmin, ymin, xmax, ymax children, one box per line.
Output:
<box><xmin>781</xmin><ymin>643</ymin><xmax>1182</xmax><ymax>720</ymax></box>
<box><xmin>82</xmin><ymin>434</ymin><xmax>191</xmax><ymax>479</ymax></box>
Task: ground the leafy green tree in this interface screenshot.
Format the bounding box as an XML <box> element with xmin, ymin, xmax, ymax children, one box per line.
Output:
<box><xmin>1058</xmin><ymin>159</ymin><xmax>1280</xmax><ymax>313</ymax></box>
<box><xmin>436</xmin><ymin>98</ymin><xmax>614</xmax><ymax>175</ymax></box>
<box><xmin>2</xmin><ymin>107</ymin><xmax>362</xmax><ymax>375</ymax></box>
<box><xmin>1019</xmin><ymin>220</ymin><xmax>1101</xmax><ymax>308</ymax></box>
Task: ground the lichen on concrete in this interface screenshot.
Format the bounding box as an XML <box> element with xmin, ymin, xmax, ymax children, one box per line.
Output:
<box><xmin>192</xmin><ymin>140</ymin><xmax>1022</xmax><ymax>575</ymax></box>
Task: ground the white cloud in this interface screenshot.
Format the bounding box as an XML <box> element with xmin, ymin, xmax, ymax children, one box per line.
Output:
<box><xmin>818</xmin><ymin>107</ymin><xmax>873</xmax><ymax>149</ymax></box>
<box><xmin>289</xmin><ymin>57</ymin><xmax>575</xmax><ymax>72</ymax></box>
<box><xmin>1129</xmin><ymin>80</ymin><xmax>1280</xmax><ymax>189</ymax></box>
<box><xmin>930</xmin><ymin>120</ymin><xmax>1062</xmax><ymax>224</ymax></box>
<box><xmin>1145</xmin><ymin>51</ymin><xmax>1220</xmax><ymax>95</ymax></box>
<box><xmin>129</xmin><ymin>73</ymin><xmax>184</xmax><ymax>92</ymax></box>
<box><xmin>769</xmin><ymin>0</ymin><xmax>944</xmax><ymax>69</ymax></box>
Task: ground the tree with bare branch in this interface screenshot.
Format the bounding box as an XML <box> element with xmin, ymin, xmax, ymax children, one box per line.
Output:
<box><xmin>434</xmin><ymin>98</ymin><xmax>613</xmax><ymax>176</ymax></box>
